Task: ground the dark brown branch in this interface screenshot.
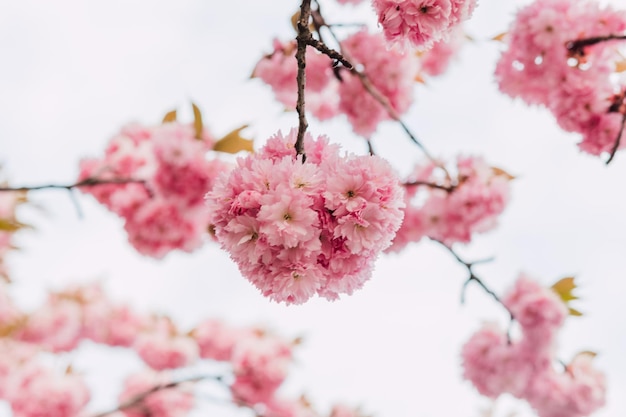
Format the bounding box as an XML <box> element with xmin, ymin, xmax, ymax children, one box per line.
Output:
<box><xmin>432</xmin><ymin>239</ymin><xmax>515</xmax><ymax>326</ymax></box>
<box><xmin>295</xmin><ymin>0</ymin><xmax>313</xmax><ymax>162</ymax></box>
<box><xmin>92</xmin><ymin>375</ymin><xmax>223</xmax><ymax>417</ymax></box>
<box><xmin>403</xmin><ymin>180</ymin><xmax>455</xmax><ymax>192</ymax></box>
<box><xmin>0</xmin><ymin>177</ymin><xmax>146</xmax><ymax>192</ymax></box>
<box><xmin>315</xmin><ymin>16</ymin><xmax>440</xmax><ymax>165</ymax></box>
<box><xmin>565</xmin><ymin>34</ymin><xmax>626</xmax><ymax>56</ymax></box>
<box><xmin>605</xmin><ymin>113</ymin><xmax>626</xmax><ymax>165</ymax></box>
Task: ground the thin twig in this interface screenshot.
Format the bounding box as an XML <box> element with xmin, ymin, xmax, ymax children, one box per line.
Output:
<box><xmin>92</xmin><ymin>375</ymin><xmax>223</xmax><ymax>417</ymax></box>
<box><xmin>432</xmin><ymin>239</ymin><xmax>515</xmax><ymax>324</ymax></box>
<box><xmin>605</xmin><ymin>113</ymin><xmax>626</xmax><ymax>165</ymax></box>
<box><xmin>403</xmin><ymin>180</ymin><xmax>455</xmax><ymax>192</ymax></box>
<box><xmin>0</xmin><ymin>178</ymin><xmax>145</xmax><ymax>192</ymax></box>
<box><xmin>295</xmin><ymin>0</ymin><xmax>313</xmax><ymax>162</ymax></box>
<box><xmin>565</xmin><ymin>34</ymin><xmax>626</xmax><ymax>56</ymax></box>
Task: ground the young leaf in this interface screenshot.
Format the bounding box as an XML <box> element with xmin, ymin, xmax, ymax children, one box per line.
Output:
<box><xmin>491</xmin><ymin>32</ymin><xmax>508</xmax><ymax>42</ymax></box>
<box><xmin>491</xmin><ymin>166</ymin><xmax>516</xmax><ymax>180</ymax></box>
<box><xmin>191</xmin><ymin>102</ymin><xmax>204</xmax><ymax>139</ymax></box>
<box><xmin>551</xmin><ymin>276</ymin><xmax>582</xmax><ymax>316</ymax></box>
<box><xmin>213</xmin><ymin>125</ymin><xmax>254</xmax><ymax>154</ymax></box>
<box><xmin>162</xmin><ymin>109</ymin><xmax>177</xmax><ymax>123</ymax></box>
<box><xmin>615</xmin><ymin>58</ymin><xmax>626</xmax><ymax>73</ymax></box>
<box><xmin>0</xmin><ymin>218</ymin><xmax>26</xmax><ymax>232</ymax></box>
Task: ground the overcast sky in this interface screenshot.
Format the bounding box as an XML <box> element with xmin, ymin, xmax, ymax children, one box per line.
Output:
<box><xmin>1</xmin><ymin>0</ymin><xmax>625</xmax><ymax>416</ymax></box>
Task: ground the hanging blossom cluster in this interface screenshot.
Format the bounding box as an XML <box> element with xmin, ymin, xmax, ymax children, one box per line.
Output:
<box><xmin>0</xmin><ymin>281</ymin><xmax>367</xmax><ymax>417</ymax></box>
<box><xmin>206</xmin><ymin>129</ymin><xmax>405</xmax><ymax>305</ymax></box>
<box><xmin>462</xmin><ymin>275</ymin><xmax>606</xmax><ymax>417</ymax></box>
<box><xmin>495</xmin><ymin>0</ymin><xmax>626</xmax><ymax>156</ymax></box>
<box><xmin>78</xmin><ymin>122</ymin><xmax>231</xmax><ymax>258</ymax></box>
<box><xmin>371</xmin><ymin>0</ymin><xmax>477</xmax><ymax>50</ymax></box>
<box><xmin>388</xmin><ymin>156</ymin><xmax>511</xmax><ymax>252</ymax></box>
<box><xmin>254</xmin><ymin>30</ymin><xmax>418</xmax><ymax>137</ymax></box>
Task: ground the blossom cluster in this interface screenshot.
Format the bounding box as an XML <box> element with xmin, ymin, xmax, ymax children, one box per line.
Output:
<box><xmin>462</xmin><ymin>275</ymin><xmax>606</xmax><ymax>417</ymax></box>
<box><xmin>388</xmin><ymin>156</ymin><xmax>511</xmax><ymax>251</ymax></box>
<box><xmin>0</xmin><ymin>280</ymin><xmax>366</xmax><ymax>417</ymax></box>
<box><xmin>254</xmin><ymin>30</ymin><xmax>419</xmax><ymax>137</ymax></box>
<box><xmin>495</xmin><ymin>0</ymin><xmax>626</xmax><ymax>156</ymax></box>
<box><xmin>79</xmin><ymin>122</ymin><xmax>231</xmax><ymax>258</ymax></box>
<box><xmin>206</xmin><ymin>129</ymin><xmax>405</xmax><ymax>304</ymax></box>
<box><xmin>372</xmin><ymin>0</ymin><xmax>477</xmax><ymax>50</ymax></box>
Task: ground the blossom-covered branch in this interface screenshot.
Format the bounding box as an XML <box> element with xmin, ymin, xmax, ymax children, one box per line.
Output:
<box><xmin>92</xmin><ymin>375</ymin><xmax>221</xmax><ymax>417</ymax></box>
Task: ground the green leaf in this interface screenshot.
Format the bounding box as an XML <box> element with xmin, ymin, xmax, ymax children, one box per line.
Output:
<box><xmin>191</xmin><ymin>102</ymin><xmax>203</xmax><ymax>140</ymax></box>
<box><xmin>213</xmin><ymin>125</ymin><xmax>254</xmax><ymax>154</ymax></box>
<box><xmin>162</xmin><ymin>109</ymin><xmax>177</xmax><ymax>123</ymax></box>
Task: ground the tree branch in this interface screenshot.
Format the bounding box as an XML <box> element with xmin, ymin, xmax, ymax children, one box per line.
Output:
<box><xmin>403</xmin><ymin>180</ymin><xmax>455</xmax><ymax>192</ymax></box>
<box><xmin>565</xmin><ymin>34</ymin><xmax>626</xmax><ymax>56</ymax></box>
<box><xmin>432</xmin><ymin>239</ymin><xmax>515</xmax><ymax>327</ymax></box>
<box><xmin>295</xmin><ymin>0</ymin><xmax>313</xmax><ymax>162</ymax></box>
<box><xmin>91</xmin><ymin>375</ymin><xmax>224</xmax><ymax>417</ymax></box>
<box><xmin>605</xmin><ymin>112</ymin><xmax>626</xmax><ymax>165</ymax></box>
<box><xmin>0</xmin><ymin>177</ymin><xmax>146</xmax><ymax>192</ymax></box>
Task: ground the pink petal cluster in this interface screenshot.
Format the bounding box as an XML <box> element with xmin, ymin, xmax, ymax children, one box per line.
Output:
<box><xmin>206</xmin><ymin>129</ymin><xmax>405</xmax><ymax>304</ymax></box>
<box><xmin>231</xmin><ymin>332</ymin><xmax>293</xmax><ymax>405</ymax></box>
<box><xmin>495</xmin><ymin>0</ymin><xmax>626</xmax><ymax>156</ymax></box>
<box><xmin>119</xmin><ymin>370</ymin><xmax>194</xmax><ymax>417</ymax></box>
<box><xmin>254</xmin><ymin>30</ymin><xmax>419</xmax><ymax>137</ymax></box>
<box><xmin>338</xmin><ymin>30</ymin><xmax>418</xmax><ymax>137</ymax></box>
<box><xmin>133</xmin><ymin>317</ymin><xmax>199</xmax><ymax>371</ymax></box>
<box><xmin>0</xmin><ymin>278</ymin><xmax>380</xmax><ymax>417</ymax></box>
<box><xmin>372</xmin><ymin>0</ymin><xmax>477</xmax><ymax>50</ymax></box>
<box><xmin>79</xmin><ymin>122</ymin><xmax>231</xmax><ymax>258</ymax></box>
<box><xmin>252</xmin><ymin>39</ymin><xmax>340</xmax><ymax>121</ymax></box>
<box><xmin>418</xmin><ymin>25</ymin><xmax>465</xmax><ymax>77</ymax></box>
<box><xmin>388</xmin><ymin>156</ymin><xmax>511</xmax><ymax>251</ymax></box>
<box><xmin>5</xmin><ymin>362</ymin><xmax>90</xmax><ymax>417</ymax></box>
<box><xmin>462</xmin><ymin>274</ymin><xmax>606</xmax><ymax>417</ymax></box>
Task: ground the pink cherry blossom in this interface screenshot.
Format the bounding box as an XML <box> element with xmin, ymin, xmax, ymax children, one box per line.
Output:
<box><xmin>206</xmin><ymin>129</ymin><xmax>404</xmax><ymax>304</ymax></box>
<box><xmin>119</xmin><ymin>370</ymin><xmax>194</xmax><ymax>417</ymax></box>
<box><xmin>338</xmin><ymin>30</ymin><xmax>418</xmax><ymax>137</ymax></box>
<box><xmin>253</xmin><ymin>39</ymin><xmax>339</xmax><ymax>121</ymax></box>
<box><xmin>230</xmin><ymin>333</ymin><xmax>293</xmax><ymax>405</ymax></box>
<box><xmin>79</xmin><ymin>121</ymin><xmax>231</xmax><ymax>258</ymax></box>
<box><xmin>372</xmin><ymin>0</ymin><xmax>476</xmax><ymax>49</ymax></box>
<box><xmin>390</xmin><ymin>156</ymin><xmax>511</xmax><ymax>250</ymax></box>
<box><xmin>495</xmin><ymin>0</ymin><xmax>626</xmax><ymax>157</ymax></box>
<box><xmin>503</xmin><ymin>274</ymin><xmax>568</xmax><ymax>343</ymax></box>
<box><xmin>5</xmin><ymin>363</ymin><xmax>90</xmax><ymax>417</ymax></box>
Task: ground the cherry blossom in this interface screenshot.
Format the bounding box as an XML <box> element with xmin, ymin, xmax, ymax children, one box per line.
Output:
<box><xmin>79</xmin><ymin>121</ymin><xmax>231</xmax><ymax>258</ymax></box>
<box><xmin>372</xmin><ymin>0</ymin><xmax>477</xmax><ymax>49</ymax></box>
<box><xmin>206</xmin><ymin>129</ymin><xmax>404</xmax><ymax>304</ymax></box>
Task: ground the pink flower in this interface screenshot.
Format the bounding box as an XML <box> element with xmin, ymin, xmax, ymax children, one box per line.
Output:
<box><xmin>119</xmin><ymin>370</ymin><xmax>194</xmax><ymax>417</ymax></box>
<box><xmin>206</xmin><ymin>129</ymin><xmax>404</xmax><ymax>304</ymax></box>
<box><xmin>5</xmin><ymin>363</ymin><xmax>90</xmax><ymax>417</ymax></box>
<box><xmin>230</xmin><ymin>333</ymin><xmax>293</xmax><ymax>406</ymax></box>
<box><xmin>503</xmin><ymin>274</ymin><xmax>568</xmax><ymax>342</ymax></box>
<box><xmin>79</xmin><ymin>121</ymin><xmax>231</xmax><ymax>258</ymax></box>
<box><xmin>390</xmin><ymin>156</ymin><xmax>511</xmax><ymax>251</ymax></box>
<box><xmin>253</xmin><ymin>39</ymin><xmax>339</xmax><ymax>121</ymax></box>
<box><xmin>338</xmin><ymin>30</ymin><xmax>418</xmax><ymax>137</ymax></box>
<box><xmin>495</xmin><ymin>0</ymin><xmax>626</xmax><ymax>157</ymax></box>
<box><xmin>372</xmin><ymin>0</ymin><xmax>476</xmax><ymax>49</ymax></box>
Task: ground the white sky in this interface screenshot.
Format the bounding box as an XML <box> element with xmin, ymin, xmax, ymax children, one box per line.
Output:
<box><xmin>1</xmin><ymin>0</ymin><xmax>625</xmax><ymax>416</ymax></box>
